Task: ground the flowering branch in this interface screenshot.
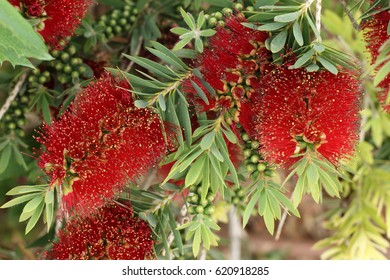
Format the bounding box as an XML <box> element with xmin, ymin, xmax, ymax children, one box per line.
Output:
<box><xmin>0</xmin><ymin>72</ymin><xmax>27</xmax><ymax>122</ymax></box>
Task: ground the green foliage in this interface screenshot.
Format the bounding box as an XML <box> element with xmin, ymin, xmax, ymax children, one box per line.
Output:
<box><xmin>283</xmin><ymin>152</ymin><xmax>346</xmax><ymax>208</ymax></box>
<box><xmin>0</xmin><ymin>1</ymin><xmax>52</xmax><ymax>67</ymax></box>
<box><xmin>244</xmin><ymin>0</ymin><xmax>358</xmax><ymax>72</ymax></box>
<box><xmin>171</xmin><ymin>8</ymin><xmax>217</xmax><ymax>53</ymax></box>
<box><xmin>0</xmin><ymin>134</ymin><xmax>28</xmax><ymax>174</ymax></box>
<box><xmin>315</xmin><ymin>142</ymin><xmax>390</xmax><ymax>259</ymax></box>
<box><xmin>177</xmin><ymin>214</ymin><xmax>220</xmax><ymax>257</ymax></box>
<box><xmin>1</xmin><ymin>184</ymin><xmax>54</xmax><ymax>234</ymax></box>
<box><xmin>243</xmin><ymin>179</ymin><xmax>299</xmax><ymax>234</ymax></box>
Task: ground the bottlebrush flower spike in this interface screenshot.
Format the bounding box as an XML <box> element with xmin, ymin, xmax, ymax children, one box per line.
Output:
<box><xmin>361</xmin><ymin>7</ymin><xmax>390</xmax><ymax>112</ymax></box>
<box><xmin>45</xmin><ymin>202</ymin><xmax>154</xmax><ymax>260</ymax></box>
<box><xmin>8</xmin><ymin>0</ymin><xmax>91</xmax><ymax>49</ymax></box>
<box><xmin>255</xmin><ymin>66</ymin><xmax>361</xmax><ymax>167</ymax></box>
<box><xmin>36</xmin><ymin>73</ymin><xmax>171</xmax><ymax>215</ymax></box>
<box><xmin>183</xmin><ymin>14</ymin><xmax>270</xmax><ymax>116</ymax></box>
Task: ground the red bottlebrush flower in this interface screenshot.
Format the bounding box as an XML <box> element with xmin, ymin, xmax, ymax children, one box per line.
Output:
<box><xmin>8</xmin><ymin>0</ymin><xmax>91</xmax><ymax>49</ymax></box>
<box><xmin>361</xmin><ymin>8</ymin><xmax>390</xmax><ymax>112</ymax></box>
<box><xmin>183</xmin><ymin>14</ymin><xmax>270</xmax><ymax>114</ymax></box>
<box><xmin>255</xmin><ymin>67</ymin><xmax>361</xmax><ymax>167</ymax></box>
<box><xmin>37</xmin><ymin>73</ymin><xmax>171</xmax><ymax>215</ymax></box>
<box><xmin>45</xmin><ymin>203</ymin><xmax>154</xmax><ymax>260</ymax></box>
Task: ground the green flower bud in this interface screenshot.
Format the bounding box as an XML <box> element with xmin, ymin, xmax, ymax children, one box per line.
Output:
<box><xmin>204</xmin><ymin>205</ymin><xmax>215</xmax><ymax>215</ymax></box>
<box><xmin>67</xmin><ymin>45</ymin><xmax>77</xmax><ymax>56</ymax></box>
<box><xmin>243</xmin><ymin>148</ymin><xmax>252</xmax><ymax>158</ymax></box>
<box><xmin>246</xmin><ymin>163</ymin><xmax>256</xmax><ymax>173</ymax></box>
<box><xmin>257</xmin><ymin>162</ymin><xmax>267</xmax><ymax>172</ymax></box>
<box><xmin>38</xmin><ymin>76</ymin><xmax>47</xmax><ymax>84</ymax></box>
<box><xmin>241</xmin><ymin>133</ymin><xmax>250</xmax><ymax>142</ymax></box>
<box><xmin>250</xmin><ymin>154</ymin><xmax>260</xmax><ymax>163</ymax></box>
<box><xmin>251</xmin><ymin>140</ymin><xmax>260</xmax><ymax>149</ymax></box>
<box><xmin>119</xmin><ymin>18</ymin><xmax>127</xmax><ymax>26</ymax></box>
<box><xmin>70</xmin><ymin>58</ymin><xmax>82</xmax><ymax>66</ymax></box>
<box><xmin>14</xmin><ymin>109</ymin><xmax>23</xmax><ymax>117</ymax></box>
<box><xmin>55</xmin><ymin>62</ymin><xmax>64</xmax><ymax>71</ymax></box>
<box><xmin>195</xmin><ymin>205</ymin><xmax>204</xmax><ymax>214</ymax></box>
<box><xmin>63</xmin><ymin>65</ymin><xmax>72</xmax><ymax>74</ymax></box>
<box><xmin>214</xmin><ymin>12</ymin><xmax>223</xmax><ymax>20</ymax></box>
<box><xmin>60</xmin><ymin>52</ymin><xmax>70</xmax><ymax>62</ymax></box>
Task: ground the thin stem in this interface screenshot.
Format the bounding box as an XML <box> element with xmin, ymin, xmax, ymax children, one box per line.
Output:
<box><xmin>340</xmin><ymin>0</ymin><xmax>360</xmax><ymax>31</ymax></box>
<box><xmin>0</xmin><ymin>72</ymin><xmax>27</xmax><ymax>121</ymax></box>
<box><xmin>275</xmin><ymin>208</ymin><xmax>288</xmax><ymax>241</ymax></box>
<box><xmin>315</xmin><ymin>0</ymin><xmax>322</xmax><ymax>34</ymax></box>
<box><xmin>229</xmin><ymin>207</ymin><xmax>242</xmax><ymax>259</ymax></box>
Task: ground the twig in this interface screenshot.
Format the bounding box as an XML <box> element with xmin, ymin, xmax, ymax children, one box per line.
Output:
<box><xmin>340</xmin><ymin>0</ymin><xmax>360</xmax><ymax>31</ymax></box>
<box><xmin>198</xmin><ymin>247</ymin><xmax>207</xmax><ymax>260</ymax></box>
<box><xmin>315</xmin><ymin>0</ymin><xmax>322</xmax><ymax>34</ymax></box>
<box><xmin>0</xmin><ymin>72</ymin><xmax>27</xmax><ymax>121</ymax></box>
<box><xmin>124</xmin><ymin>36</ymin><xmax>144</xmax><ymax>72</ymax></box>
<box><xmin>275</xmin><ymin>209</ymin><xmax>289</xmax><ymax>240</ymax></box>
<box><xmin>229</xmin><ymin>207</ymin><xmax>242</xmax><ymax>259</ymax></box>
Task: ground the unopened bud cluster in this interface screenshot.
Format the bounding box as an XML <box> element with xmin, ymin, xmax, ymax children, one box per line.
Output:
<box><xmin>97</xmin><ymin>0</ymin><xmax>138</xmax><ymax>40</ymax></box>
<box><xmin>186</xmin><ymin>185</ymin><xmax>215</xmax><ymax>216</ymax></box>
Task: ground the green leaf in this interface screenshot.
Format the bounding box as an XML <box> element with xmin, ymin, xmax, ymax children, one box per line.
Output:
<box><xmin>274</xmin><ymin>11</ymin><xmax>301</xmax><ymax>23</ymax></box>
<box><xmin>41</xmin><ymin>95</ymin><xmax>52</xmax><ymax>124</ymax></box>
<box><xmin>6</xmin><ymin>185</ymin><xmax>48</xmax><ymax>196</ymax></box>
<box><xmin>148</xmin><ymin>41</ymin><xmax>189</xmax><ymax>72</ymax></box>
<box><xmin>317</xmin><ymin>168</ymin><xmax>340</xmax><ymax>197</ymax></box>
<box><xmin>0</xmin><ymin>1</ymin><xmax>52</xmax><ymax>67</ymax></box>
<box><xmin>173</xmin><ymin>36</ymin><xmax>193</xmax><ymax>51</ymax></box>
<box><xmin>313</xmin><ymin>42</ymin><xmax>325</xmax><ymax>53</ymax></box>
<box><xmin>306</xmin><ymin>63</ymin><xmax>319</xmax><ymax>72</ymax></box>
<box><xmin>23</xmin><ymin>195</ymin><xmax>44</xmax><ymax>213</ymax></box>
<box><xmin>11</xmin><ymin>144</ymin><xmax>27</xmax><ymax>170</ymax></box>
<box><xmin>374</xmin><ymin>60</ymin><xmax>390</xmax><ymax>86</ymax></box>
<box><xmin>293</xmin><ymin>21</ymin><xmax>304</xmax><ymax>46</ymax></box>
<box><xmin>19</xmin><ymin>209</ymin><xmax>35</xmax><ymax>222</ymax></box>
<box><xmin>25</xmin><ymin>200</ymin><xmax>44</xmax><ymax>234</ymax></box>
<box><xmin>263</xmin><ymin>206</ymin><xmax>275</xmax><ymax>235</ymax></box>
<box><xmin>179</xmin><ymin>8</ymin><xmax>196</xmax><ymax>31</ymax></box>
<box><xmin>134</xmin><ymin>99</ymin><xmax>149</xmax><ymax>108</ymax></box>
<box><xmin>190</xmin><ymin>79</ymin><xmax>210</xmax><ymax>105</ymax></box>
<box><xmin>305</xmin><ymin>12</ymin><xmax>321</xmax><ymax>40</ymax></box>
<box><xmin>123</xmin><ymin>54</ymin><xmax>177</xmax><ymax>80</ymax></box>
<box><xmin>254</xmin><ymin>0</ymin><xmax>278</xmax><ymax>8</ymax></box>
<box><xmin>158</xmin><ymin>94</ymin><xmax>166</xmax><ymax>111</ymax></box>
<box><xmin>210</xmin><ymin>143</ymin><xmax>224</xmax><ymax>162</ymax></box>
<box><xmin>0</xmin><ymin>145</ymin><xmax>11</xmax><ymax>173</ymax></box>
<box><xmin>197</xmin><ymin>11</ymin><xmax>205</xmax><ymax>30</ymax></box>
<box><xmin>306</xmin><ymin>164</ymin><xmax>319</xmax><ymax>187</ymax></box>
<box><xmin>185</xmin><ymin>155</ymin><xmax>206</xmax><ymax>187</ymax></box>
<box><xmin>200</xmin><ymin>29</ymin><xmax>216</xmax><ymax>37</ymax></box>
<box><xmin>293</xmin><ymin>48</ymin><xmax>314</xmax><ymax>68</ymax></box>
<box><xmin>1</xmin><ymin>193</ymin><xmax>40</xmax><ymax>208</ymax></box>
<box><xmin>257</xmin><ymin>22</ymin><xmax>288</xmax><ymax>31</ymax></box>
<box><xmin>293</xmin><ymin>174</ymin><xmax>306</xmax><ymax>208</ymax></box>
<box><xmin>45</xmin><ymin>202</ymin><xmax>54</xmax><ymax>231</ymax></box>
<box><xmin>203</xmin><ymin>217</ymin><xmax>220</xmax><ymax>231</ymax></box>
<box><xmin>195</xmin><ymin>38</ymin><xmax>204</xmax><ymax>53</ymax></box>
<box><xmin>45</xmin><ymin>189</ymin><xmax>54</xmax><ymax>204</ymax></box>
<box><xmin>192</xmin><ymin>227</ymin><xmax>201</xmax><ymax>257</ymax></box>
<box><xmin>171</xmin><ymin>27</ymin><xmax>189</xmax><ymax>35</ymax></box>
<box><xmin>317</xmin><ymin>56</ymin><xmax>338</xmax><ymax>75</ymax></box>
<box><xmin>270</xmin><ymin>30</ymin><xmax>288</xmax><ymax>53</ymax></box>
<box><xmin>243</xmin><ymin>190</ymin><xmax>261</xmax><ymax>226</ymax></box>
<box><xmin>222</xmin><ymin>127</ymin><xmax>237</xmax><ymax>144</ymax></box>
<box><xmin>200</xmin><ymin>131</ymin><xmax>216</xmax><ymax>150</ymax></box>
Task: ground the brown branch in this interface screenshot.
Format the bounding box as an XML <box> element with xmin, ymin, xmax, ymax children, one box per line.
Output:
<box><xmin>340</xmin><ymin>0</ymin><xmax>360</xmax><ymax>31</ymax></box>
<box><xmin>0</xmin><ymin>72</ymin><xmax>27</xmax><ymax>122</ymax></box>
